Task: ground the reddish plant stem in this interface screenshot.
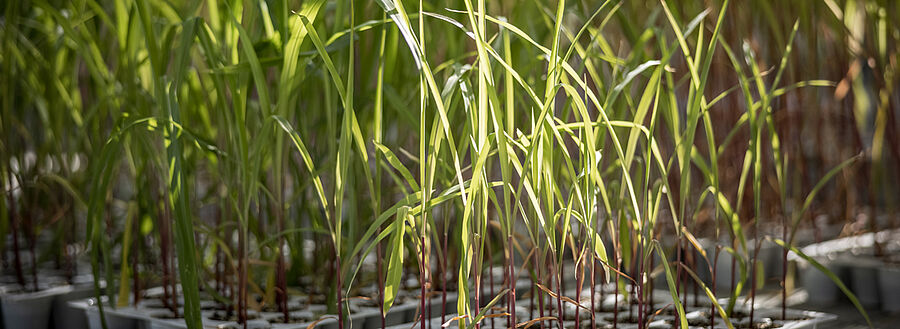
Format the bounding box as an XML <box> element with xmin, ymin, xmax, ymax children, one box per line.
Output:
<box><xmin>553</xmin><ymin>257</ymin><xmax>563</xmax><ymax>329</ymax></box>
<box><xmin>538</xmin><ymin>256</ymin><xmax>559</xmax><ymax>328</ymax></box>
<box><xmin>337</xmin><ymin>253</ymin><xmax>344</xmax><ymax>329</ymax></box>
<box><xmin>590</xmin><ymin>255</ymin><xmax>596</xmax><ymax>329</ymax></box>
<box><xmin>507</xmin><ymin>235</ymin><xmax>516</xmax><ymax>329</ymax></box>
<box><xmin>474</xmin><ymin>248</ymin><xmax>481</xmax><ymax>329</ymax></box>
<box><xmin>637</xmin><ymin>244</ymin><xmax>644</xmax><ymax>329</ymax></box>
<box><xmin>224</xmin><ymin>209</ymin><xmax>235</xmax><ymax>318</ymax></box>
<box><xmin>782</xmin><ymin>226</ymin><xmax>788</xmax><ymax>320</ymax></box>
<box><xmin>228</xmin><ymin>253</ymin><xmax>235</xmax><ymax>318</ymax></box>
<box><xmin>239</xmin><ymin>249</ymin><xmax>246</xmax><ymax>326</ymax></box>
<box><xmin>528</xmin><ymin>278</ymin><xmax>534</xmax><ymax>325</ymax></box>
<box><xmin>420</xmin><ymin>236</ymin><xmax>426</xmax><ymax>329</ymax></box>
<box><xmin>680</xmin><ymin>241</ymin><xmax>688</xmax><ymax>314</ymax></box>
<box><xmin>648</xmin><ymin>250</ymin><xmax>654</xmax><ymax>315</ymax></box>
<box><xmin>560</xmin><ymin>259</ymin><xmax>566</xmax><ymax>324</ymax></box>
<box><xmin>574</xmin><ymin>251</ymin><xmax>582</xmax><ymax>329</ymax></box>
<box><xmin>546</xmin><ymin>257</ymin><xmax>554</xmax><ymax>328</ymax></box>
<box><xmin>629</xmin><ymin>262</ymin><xmax>635</xmax><ymax>320</ymax></box>
<box><xmin>488</xmin><ymin>241</ymin><xmax>495</xmax><ymax>329</ymax></box>
<box><xmin>215</xmin><ymin>213</ymin><xmax>221</xmax><ymax>298</ymax></box>
<box><xmin>536</xmin><ymin>251</ymin><xmax>544</xmax><ymax>329</ymax></box>
<box><xmin>238</xmin><ymin>226</ymin><xmax>247</xmax><ymax>326</ymax></box>
<box><xmin>599</xmin><ymin>264</ymin><xmax>604</xmax><ymax>306</ymax></box>
<box><xmin>274</xmin><ymin>175</ymin><xmax>289</xmax><ymax>322</ymax></box>
<box><xmin>378</xmin><ymin>230</ymin><xmax>386</xmax><ymax>329</ymax></box>
<box><xmin>711</xmin><ymin>247</ymin><xmax>718</xmax><ymax>326</ymax></box>
<box><xmin>674</xmin><ymin>237</ymin><xmax>684</xmax><ymax>325</ymax></box>
<box><xmin>613</xmin><ymin>261</ymin><xmax>618</xmax><ymax>329</ymax></box>
<box><xmin>504</xmin><ymin>241</ymin><xmax>509</xmax><ymax>326</ymax></box>
<box><xmin>730</xmin><ymin>240</ymin><xmax>736</xmax><ymax>316</ymax></box>
<box><xmin>441</xmin><ymin>229</ymin><xmax>448</xmax><ymax>325</ymax></box>
<box><xmin>276</xmin><ymin>252</ymin><xmax>288</xmax><ymax>322</ymax></box>
<box><xmin>426</xmin><ymin>235</ymin><xmax>431</xmax><ymax>329</ymax></box>
<box><xmin>749</xmin><ymin>241</ymin><xmax>761</xmax><ymax>326</ymax></box>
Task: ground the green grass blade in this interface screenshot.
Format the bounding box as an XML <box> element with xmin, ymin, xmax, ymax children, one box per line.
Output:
<box><xmin>790</xmin><ymin>154</ymin><xmax>862</xmax><ymax>240</ymax></box>
<box><xmin>465</xmin><ymin>288</ymin><xmax>510</xmax><ymax>329</ymax></box>
<box><xmin>654</xmin><ymin>240</ymin><xmax>688</xmax><ymax>329</ymax></box>
<box><xmin>771</xmin><ymin>238</ymin><xmax>872</xmax><ymax>328</ymax></box>
<box><xmin>163</xmin><ymin>17</ymin><xmax>203</xmax><ymax>329</ymax></box>
<box><xmin>383</xmin><ymin>206</ymin><xmax>409</xmax><ymax>314</ymax></box>
<box><xmin>374</xmin><ymin>142</ymin><xmax>420</xmax><ymax>192</ymax></box>
<box><xmin>373</xmin><ymin>0</ymin><xmax>422</xmax><ymax>68</ymax></box>
<box><xmin>678</xmin><ymin>264</ymin><xmax>735</xmax><ymax>329</ymax></box>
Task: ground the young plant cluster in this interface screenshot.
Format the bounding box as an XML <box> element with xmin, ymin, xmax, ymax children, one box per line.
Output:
<box><xmin>1</xmin><ymin>0</ymin><xmax>897</xmax><ymax>329</ymax></box>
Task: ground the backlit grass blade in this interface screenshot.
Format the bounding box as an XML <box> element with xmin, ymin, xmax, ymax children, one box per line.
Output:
<box><xmin>654</xmin><ymin>240</ymin><xmax>687</xmax><ymax>329</ymax></box>
<box><xmin>468</xmin><ymin>14</ymin><xmax>644</xmax><ymax>222</ymax></box>
<box><xmin>373</xmin><ymin>0</ymin><xmax>422</xmax><ymax>69</ymax></box>
<box><xmin>277</xmin><ymin>0</ymin><xmax>325</xmax><ymax>117</ymax></box>
<box><xmin>271</xmin><ymin>115</ymin><xmax>330</xmax><ymax>230</ymax></box>
<box><xmin>383</xmin><ymin>206</ymin><xmax>409</xmax><ymax>314</ymax></box>
<box><xmin>374</xmin><ymin>142</ymin><xmax>420</xmax><ymax>192</ymax></box>
<box><xmin>678</xmin><ymin>264</ymin><xmax>735</xmax><ymax>329</ymax></box>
